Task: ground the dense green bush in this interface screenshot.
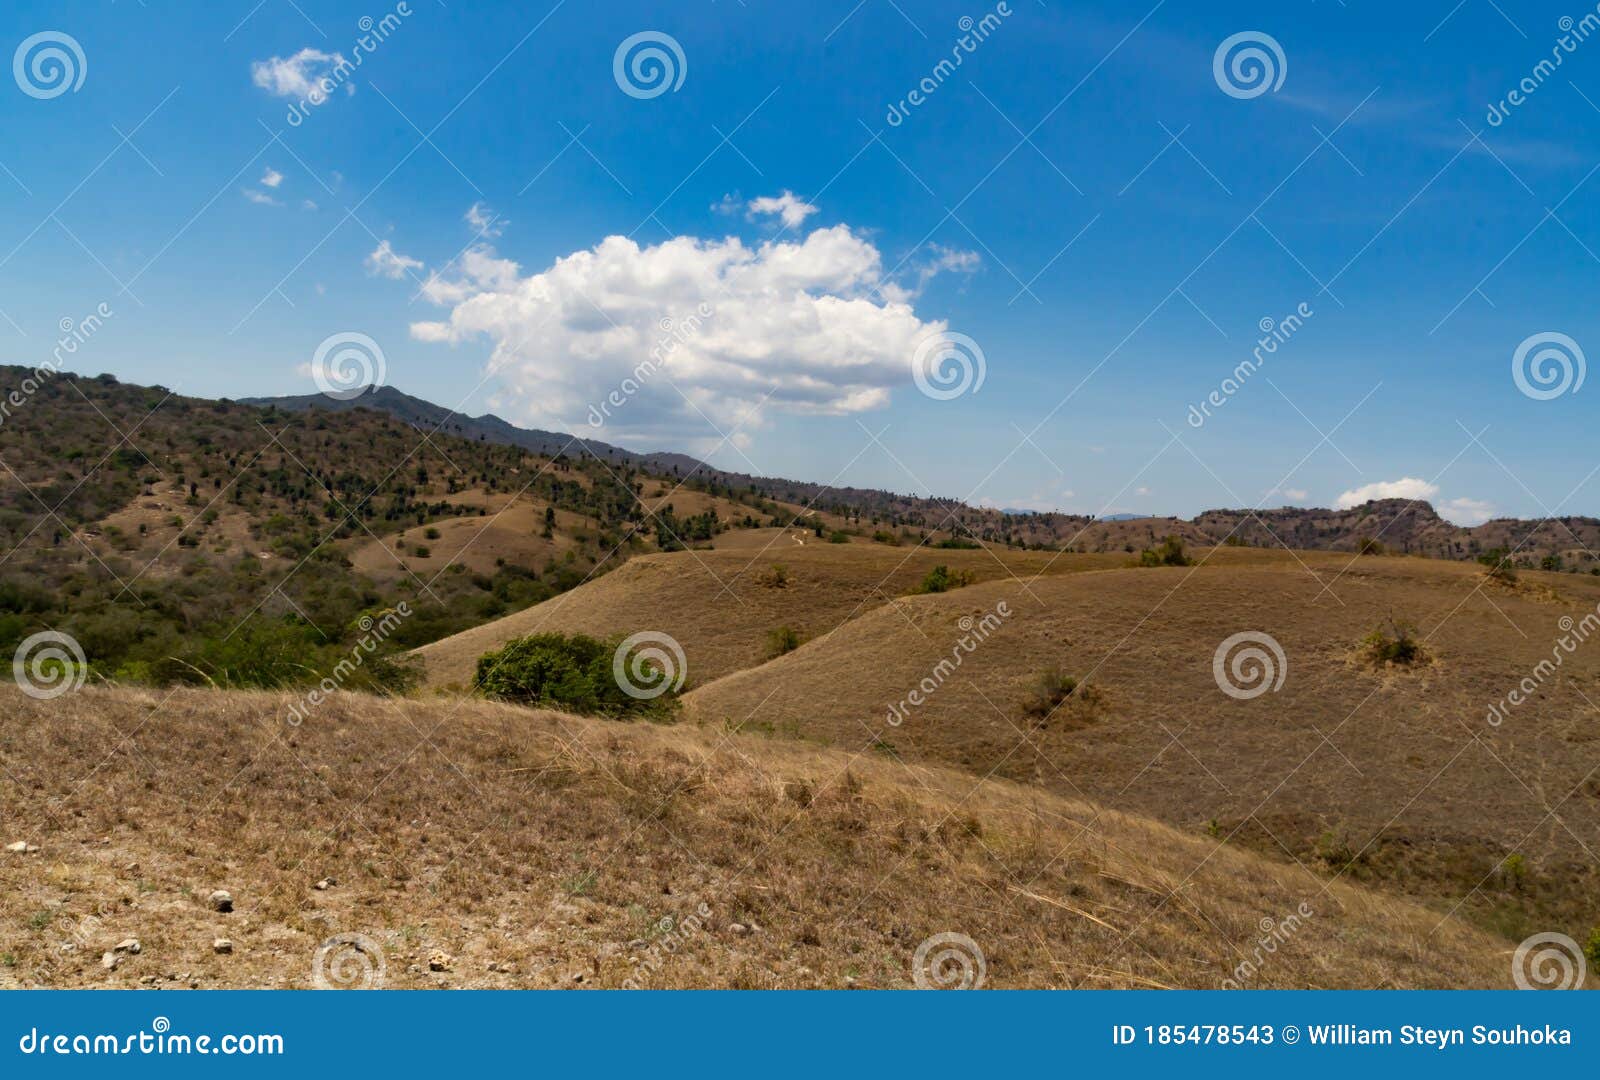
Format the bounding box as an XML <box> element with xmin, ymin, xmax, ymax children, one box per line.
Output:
<box><xmin>912</xmin><ymin>564</ymin><xmax>976</xmax><ymax>594</ymax></box>
<box><xmin>474</xmin><ymin>632</ymin><xmax>676</xmax><ymax>718</ymax></box>
<box><xmin>766</xmin><ymin>625</ymin><xmax>802</xmax><ymax>658</ymax></box>
<box><xmin>1137</xmin><ymin>536</ymin><xmax>1192</xmax><ymax>567</ymax></box>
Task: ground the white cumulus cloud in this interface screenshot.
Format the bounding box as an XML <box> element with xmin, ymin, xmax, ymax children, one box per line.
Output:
<box><xmin>260</xmin><ymin>167</ymin><xmax>284</xmax><ymax>189</ymax></box>
<box><xmin>747</xmin><ymin>190</ymin><xmax>820</xmax><ymax>229</ymax></box>
<box><xmin>365</xmin><ymin>240</ymin><xmax>423</xmax><ymax>280</ymax></box>
<box><xmin>1439</xmin><ymin>497</ymin><xmax>1496</xmax><ymax>527</ymax></box>
<box><xmin>408</xmin><ymin>222</ymin><xmax>954</xmax><ymax>443</ymax></box>
<box><xmin>1335</xmin><ymin>477</ymin><xmax>1439</xmax><ymax>509</ymax></box>
<box><xmin>250</xmin><ymin>48</ymin><xmax>352</xmax><ymax>100</ymax></box>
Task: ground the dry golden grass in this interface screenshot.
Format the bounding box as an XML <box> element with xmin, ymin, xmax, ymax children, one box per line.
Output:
<box><xmin>685</xmin><ymin>554</ymin><xmax>1600</xmax><ymax>943</ymax></box>
<box><xmin>412</xmin><ymin>540</ymin><xmax>1306</xmax><ymax>691</ymax></box>
<box><xmin>0</xmin><ymin>684</ymin><xmax>1525</xmax><ymax>989</ymax></box>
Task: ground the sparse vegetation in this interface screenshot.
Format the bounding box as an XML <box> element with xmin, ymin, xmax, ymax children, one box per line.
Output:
<box><xmin>1357</xmin><ymin>536</ymin><xmax>1385</xmax><ymax>555</ymax></box>
<box><xmin>1479</xmin><ymin>547</ymin><xmax>1518</xmax><ymax>584</ymax></box>
<box><xmin>1358</xmin><ymin>614</ymin><xmax>1428</xmax><ymax>667</ymax></box>
<box><xmin>759</xmin><ymin>563</ymin><xmax>791</xmax><ymax>588</ymax></box>
<box><xmin>1021</xmin><ymin>667</ymin><xmax>1102</xmax><ymax>726</ymax></box>
<box><xmin>1137</xmin><ymin>535</ymin><xmax>1192</xmax><ymax>567</ymax></box>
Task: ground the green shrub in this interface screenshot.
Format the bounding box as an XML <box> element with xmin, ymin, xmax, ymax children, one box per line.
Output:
<box><xmin>1360</xmin><ymin>615</ymin><xmax>1427</xmax><ymax>667</ymax></box>
<box><xmin>473</xmin><ymin>632</ymin><xmax>676</xmax><ymax>718</ymax></box>
<box><xmin>1357</xmin><ymin>536</ymin><xmax>1384</xmax><ymax>556</ymax></box>
<box><xmin>1137</xmin><ymin>536</ymin><xmax>1192</xmax><ymax>567</ymax></box>
<box><xmin>1585</xmin><ymin>927</ymin><xmax>1600</xmax><ymax>970</ymax></box>
<box><xmin>766</xmin><ymin>625</ymin><xmax>802</xmax><ymax>658</ymax></box>
<box><xmin>1022</xmin><ymin>668</ymin><xmax>1078</xmax><ymax>719</ymax></box>
<box><xmin>913</xmin><ymin>564</ymin><xmax>975</xmax><ymax>594</ymax></box>
<box><xmin>870</xmin><ymin>530</ymin><xmax>900</xmax><ymax>546</ymax></box>
<box><xmin>827</xmin><ymin>531</ymin><xmax>851</xmax><ymax>544</ymax></box>
<box><xmin>934</xmin><ymin>537</ymin><xmax>980</xmax><ymax>550</ymax></box>
<box><xmin>1479</xmin><ymin>547</ymin><xmax>1517</xmax><ymax>583</ymax></box>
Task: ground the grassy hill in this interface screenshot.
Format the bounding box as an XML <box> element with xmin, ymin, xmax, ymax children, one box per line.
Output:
<box><xmin>0</xmin><ymin>684</ymin><xmax>1522</xmax><ymax>989</ymax></box>
<box><xmin>683</xmin><ymin>553</ymin><xmax>1600</xmax><ymax>945</ymax></box>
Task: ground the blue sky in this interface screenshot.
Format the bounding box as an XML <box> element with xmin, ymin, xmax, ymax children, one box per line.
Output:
<box><xmin>2</xmin><ymin>0</ymin><xmax>1597</xmax><ymax>522</ymax></box>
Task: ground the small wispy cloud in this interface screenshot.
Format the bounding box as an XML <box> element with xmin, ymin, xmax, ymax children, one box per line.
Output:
<box><xmin>365</xmin><ymin>240</ymin><xmax>422</xmax><ymax>280</ymax></box>
<box><xmin>465</xmin><ymin>201</ymin><xmax>506</xmax><ymax>239</ymax></box>
<box><xmin>250</xmin><ymin>48</ymin><xmax>354</xmax><ymax>100</ymax></box>
<box><xmin>747</xmin><ymin>190</ymin><xmax>820</xmax><ymax>229</ymax></box>
<box><xmin>241</xmin><ymin>187</ymin><xmax>280</xmax><ymax>207</ymax></box>
<box><xmin>260</xmin><ymin>167</ymin><xmax>284</xmax><ymax>189</ymax></box>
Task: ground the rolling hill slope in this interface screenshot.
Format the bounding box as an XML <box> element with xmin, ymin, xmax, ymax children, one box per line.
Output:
<box><xmin>682</xmin><ymin>554</ymin><xmax>1600</xmax><ymax>943</ymax></box>
<box><xmin>0</xmin><ymin>684</ymin><xmax>1526</xmax><ymax>989</ymax></box>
